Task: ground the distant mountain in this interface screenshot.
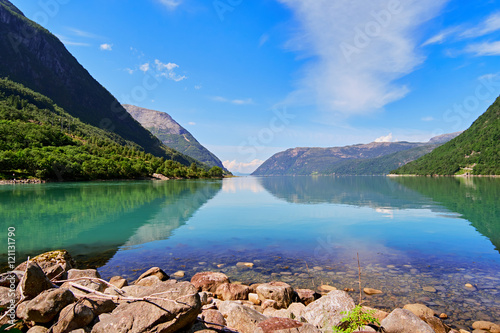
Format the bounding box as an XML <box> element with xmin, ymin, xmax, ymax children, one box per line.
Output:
<box><xmin>123</xmin><ymin>105</ymin><xmax>226</xmax><ymax>170</ymax></box>
<box><xmin>253</xmin><ymin>134</ymin><xmax>461</xmax><ymax>176</ymax></box>
<box><xmin>0</xmin><ymin>0</ymin><xmax>192</xmax><ymax>164</ymax></box>
<box><xmin>392</xmin><ymin>97</ymin><xmax>500</xmax><ymax>175</ymax></box>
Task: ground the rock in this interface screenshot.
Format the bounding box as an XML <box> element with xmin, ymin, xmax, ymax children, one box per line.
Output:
<box><xmin>249</xmin><ymin>293</ymin><xmax>261</xmax><ymax>305</ymax></box>
<box><xmin>18</xmin><ymin>262</ymin><xmax>53</xmax><ymax>299</ymax></box>
<box><xmin>403</xmin><ymin>304</ymin><xmax>435</xmax><ymax>319</ymax></box>
<box><xmin>288</xmin><ymin>302</ymin><xmax>307</xmax><ymax>320</ymax></box>
<box><xmin>27</xmin><ymin>326</ymin><xmax>49</xmax><ymax>333</ymax></box>
<box><xmin>217</xmin><ymin>301</ymin><xmax>268</xmax><ymax>333</ymax></box>
<box><xmin>295</xmin><ymin>289</ymin><xmax>317</xmax><ymax>306</ymax></box>
<box><xmin>422</xmin><ymin>287</ymin><xmax>437</xmax><ymax>293</ymax></box>
<box><xmin>135</xmin><ymin>275</ymin><xmax>161</xmax><ymax>287</ymax></box>
<box><xmin>215</xmin><ymin>283</ymin><xmax>249</xmax><ymax>301</ymax></box>
<box><xmin>363</xmin><ymin>288</ymin><xmax>383</xmax><ymax>295</ymax></box>
<box><xmin>17</xmin><ymin>288</ymin><xmax>75</xmax><ymax>323</ymax></box>
<box><xmin>250</xmin><ymin>283</ymin><xmax>262</xmax><ymax>293</ymax></box>
<box><xmin>318</xmin><ymin>285</ymin><xmax>337</xmax><ymax>293</ymax></box>
<box><xmin>134</xmin><ymin>267</ymin><xmax>169</xmax><ymax>285</ymax></box>
<box><xmin>61</xmin><ymin>269</ymin><xmax>105</xmax><ymax>293</ymax></box>
<box><xmin>0</xmin><ymin>286</ymin><xmax>17</xmax><ymax>307</ymax></box>
<box><xmin>303</xmin><ymin>290</ymin><xmax>355</xmax><ymax>329</ymax></box>
<box><xmin>439</xmin><ymin>313</ymin><xmax>448</xmax><ymax>319</ymax></box>
<box><xmin>257</xmin><ymin>317</ymin><xmax>321</xmax><ymax>332</ymax></box>
<box><xmin>53</xmin><ymin>303</ymin><xmax>95</xmax><ymax>333</ymax></box>
<box><xmin>381</xmin><ymin>308</ymin><xmax>434</xmax><ymax>333</ymax></box>
<box><xmin>82</xmin><ymin>299</ymin><xmax>116</xmax><ymax>316</ymax></box>
<box><xmin>256</xmin><ymin>282</ymin><xmax>294</xmax><ymax>309</ymax></box>
<box><xmin>191</xmin><ymin>272</ymin><xmax>230</xmax><ymax>293</ymax></box>
<box><xmin>202</xmin><ymin>309</ymin><xmax>226</xmax><ymax>330</ymax></box>
<box><xmin>199</xmin><ymin>291</ymin><xmax>209</xmax><ymax>306</ymax></box>
<box><xmin>16</xmin><ymin>250</ymin><xmax>75</xmax><ymax>280</ymax></box>
<box><xmin>473</xmin><ymin>321</ymin><xmax>500</xmax><ymax>332</ymax></box>
<box><xmin>423</xmin><ymin>316</ymin><xmax>448</xmax><ymax>333</ymax></box>
<box><xmin>361</xmin><ymin>306</ymin><xmax>389</xmax><ymax>322</ymax></box>
<box><xmin>109</xmin><ymin>276</ymin><xmax>128</xmax><ymax>289</ymax></box>
<box><xmin>91</xmin><ymin>281</ymin><xmax>201</xmax><ymax>333</ymax></box>
<box><xmin>173</xmin><ymin>271</ymin><xmax>186</xmax><ymax>278</ymax></box>
<box><xmin>264</xmin><ymin>303</ymin><xmax>307</xmax><ymax>322</ymax></box>
<box><xmin>0</xmin><ymin>271</ymin><xmax>23</xmax><ymax>288</ymax></box>
<box><xmin>262</xmin><ymin>299</ymin><xmax>279</xmax><ymax>310</ymax></box>
<box><xmin>236</xmin><ymin>262</ymin><xmax>254</xmax><ymax>268</ymax></box>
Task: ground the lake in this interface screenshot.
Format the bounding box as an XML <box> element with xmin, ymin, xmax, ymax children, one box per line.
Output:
<box><xmin>1</xmin><ymin>176</ymin><xmax>499</xmax><ymax>329</ymax></box>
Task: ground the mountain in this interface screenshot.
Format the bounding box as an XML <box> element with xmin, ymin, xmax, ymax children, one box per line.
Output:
<box><xmin>252</xmin><ymin>134</ymin><xmax>460</xmax><ymax>176</ymax></box>
<box><xmin>0</xmin><ymin>0</ymin><xmax>191</xmax><ymax>163</ymax></box>
<box><xmin>123</xmin><ymin>105</ymin><xmax>226</xmax><ymax>170</ymax></box>
<box><xmin>392</xmin><ymin>96</ymin><xmax>500</xmax><ymax>175</ymax></box>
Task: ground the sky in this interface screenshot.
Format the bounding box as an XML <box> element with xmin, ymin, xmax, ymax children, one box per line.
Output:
<box><xmin>10</xmin><ymin>0</ymin><xmax>500</xmax><ymax>173</ymax></box>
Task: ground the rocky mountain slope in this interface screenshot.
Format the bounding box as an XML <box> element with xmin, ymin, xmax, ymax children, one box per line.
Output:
<box><xmin>392</xmin><ymin>96</ymin><xmax>500</xmax><ymax>175</ymax></box>
<box><xmin>253</xmin><ymin>134</ymin><xmax>461</xmax><ymax>176</ymax></box>
<box><xmin>0</xmin><ymin>0</ymin><xmax>191</xmax><ymax>163</ymax></box>
<box><xmin>124</xmin><ymin>105</ymin><xmax>225</xmax><ymax>169</ymax></box>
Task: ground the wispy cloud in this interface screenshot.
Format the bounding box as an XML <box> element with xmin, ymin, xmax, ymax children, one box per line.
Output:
<box><xmin>67</xmin><ymin>27</ymin><xmax>104</xmax><ymax>40</ymax></box>
<box><xmin>157</xmin><ymin>0</ymin><xmax>182</xmax><ymax>10</ymax></box>
<box><xmin>140</xmin><ymin>63</ymin><xmax>150</xmax><ymax>72</ymax></box>
<box><xmin>99</xmin><ymin>43</ymin><xmax>113</xmax><ymax>51</ymax></box>
<box><xmin>422</xmin><ymin>27</ymin><xmax>459</xmax><ymax>46</ymax></box>
<box><xmin>188</xmin><ymin>122</ymin><xmax>196</xmax><ymax>126</ymax></box>
<box><xmin>55</xmin><ymin>34</ymin><xmax>91</xmax><ymax>47</ymax></box>
<box><xmin>466</xmin><ymin>41</ymin><xmax>500</xmax><ymax>56</ymax></box>
<box><xmin>212</xmin><ymin>96</ymin><xmax>253</xmax><ymax>105</ymax></box>
<box><xmin>460</xmin><ymin>12</ymin><xmax>500</xmax><ymax>38</ymax></box>
<box><xmin>125</xmin><ymin>68</ymin><xmax>135</xmax><ymax>75</ymax></box>
<box><xmin>194</xmin><ymin>85</ymin><xmax>202</xmax><ymax>90</ymax></box>
<box><xmin>223</xmin><ymin>159</ymin><xmax>264</xmax><ymax>174</ymax></box>
<box><xmin>421</xmin><ymin>116</ymin><xmax>435</xmax><ymax>122</ymax></box>
<box><xmin>139</xmin><ymin>60</ymin><xmax>187</xmax><ymax>81</ymax></box>
<box><xmin>374</xmin><ymin>133</ymin><xmax>394</xmax><ymax>143</ymax></box>
<box><xmin>278</xmin><ymin>0</ymin><xmax>448</xmax><ymax>115</ymax></box>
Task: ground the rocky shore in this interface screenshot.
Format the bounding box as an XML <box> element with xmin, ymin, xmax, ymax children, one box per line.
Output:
<box><xmin>0</xmin><ymin>179</ymin><xmax>45</xmax><ymax>185</ymax></box>
<box><xmin>1</xmin><ymin>250</ymin><xmax>498</xmax><ymax>333</ymax></box>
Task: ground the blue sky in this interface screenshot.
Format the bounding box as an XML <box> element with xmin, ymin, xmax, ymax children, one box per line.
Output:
<box><xmin>10</xmin><ymin>0</ymin><xmax>500</xmax><ymax>173</ymax></box>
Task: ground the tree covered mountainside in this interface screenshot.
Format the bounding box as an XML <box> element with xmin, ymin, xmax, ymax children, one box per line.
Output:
<box><xmin>123</xmin><ymin>105</ymin><xmax>227</xmax><ymax>170</ymax></box>
<box><xmin>0</xmin><ymin>78</ymin><xmax>224</xmax><ymax>180</ymax></box>
<box><xmin>391</xmin><ymin>96</ymin><xmax>500</xmax><ymax>175</ymax></box>
<box><xmin>0</xmin><ymin>0</ymin><xmax>179</xmax><ymax>159</ymax></box>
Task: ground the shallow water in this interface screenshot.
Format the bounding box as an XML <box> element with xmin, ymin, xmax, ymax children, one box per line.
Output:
<box><xmin>1</xmin><ymin>176</ymin><xmax>499</xmax><ymax>329</ymax></box>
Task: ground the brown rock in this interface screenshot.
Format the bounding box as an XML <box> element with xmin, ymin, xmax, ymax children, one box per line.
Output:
<box><xmin>258</xmin><ymin>317</ymin><xmax>321</xmax><ymax>332</ymax></box>
<box><xmin>250</xmin><ymin>283</ymin><xmax>262</xmax><ymax>293</ymax></box>
<box><xmin>249</xmin><ymin>293</ymin><xmax>261</xmax><ymax>305</ymax></box>
<box><xmin>16</xmin><ymin>250</ymin><xmax>75</xmax><ymax>280</ymax></box>
<box><xmin>303</xmin><ymin>290</ymin><xmax>355</xmax><ymax>329</ymax></box>
<box><xmin>134</xmin><ymin>267</ymin><xmax>169</xmax><ymax>285</ymax></box>
<box><xmin>17</xmin><ymin>288</ymin><xmax>75</xmax><ymax>323</ymax></box>
<box><xmin>109</xmin><ymin>276</ymin><xmax>128</xmax><ymax>289</ymax></box>
<box><xmin>256</xmin><ymin>282</ymin><xmax>294</xmax><ymax>309</ymax></box>
<box><xmin>262</xmin><ymin>299</ymin><xmax>279</xmax><ymax>310</ymax></box>
<box><xmin>215</xmin><ymin>283</ymin><xmax>250</xmax><ymax>301</ymax></box>
<box><xmin>82</xmin><ymin>299</ymin><xmax>116</xmax><ymax>316</ymax></box>
<box><xmin>0</xmin><ymin>271</ymin><xmax>23</xmax><ymax>288</ymax></box>
<box><xmin>473</xmin><ymin>321</ymin><xmax>500</xmax><ymax>332</ymax></box>
<box><xmin>135</xmin><ymin>275</ymin><xmax>162</xmax><ymax>287</ymax></box>
<box><xmin>217</xmin><ymin>301</ymin><xmax>268</xmax><ymax>333</ymax></box>
<box><xmin>61</xmin><ymin>269</ymin><xmax>105</xmax><ymax>294</ymax></box>
<box><xmin>318</xmin><ymin>285</ymin><xmax>337</xmax><ymax>293</ymax></box>
<box><xmin>18</xmin><ymin>262</ymin><xmax>53</xmax><ymax>299</ymax></box>
<box><xmin>0</xmin><ymin>286</ymin><xmax>18</xmax><ymax>307</ymax></box>
<box><xmin>403</xmin><ymin>304</ymin><xmax>435</xmax><ymax>319</ymax></box>
<box><xmin>363</xmin><ymin>288</ymin><xmax>383</xmax><ymax>295</ymax></box>
<box><xmin>202</xmin><ymin>309</ymin><xmax>227</xmax><ymax>330</ymax></box>
<box><xmin>423</xmin><ymin>316</ymin><xmax>448</xmax><ymax>333</ymax></box>
<box><xmin>295</xmin><ymin>289</ymin><xmax>317</xmax><ymax>306</ymax></box>
<box><xmin>191</xmin><ymin>272</ymin><xmax>230</xmax><ymax>293</ymax></box>
<box><xmin>361</xmin><ymin>306</ymin><xmax>389</xmax><ymax>322</ymax></box>
<box><xmin>439</xmin><ymin>313</ymin><xmax>448</xmax><ymax>319</ymax></box>
<box><xmin>53</xmin><ymin>303</ymin><xmax>95</xmax><ymax>333</ymax></box>
<box><xmin>27</xmin><ymin>326</ymin><xmax>49</xmax><ymax>333</ymax></box>
<box><xmin>381</xmin><ymin>308</ymin><xmax>434</xmax><ymax>333</ymax></box>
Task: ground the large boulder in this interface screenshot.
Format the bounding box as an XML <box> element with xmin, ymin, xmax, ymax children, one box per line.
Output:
<box><xmin>381</xmin><ymin>308</ymin><xmax>435</xmax><ymax>333</ymax></box>
<box><xmin>0</xmin><ymin>271</ymin><xmax>23</xmax><ymax>288</ymax></box>
<box><xmin>91</xmin><ymin>281</ymin><xmax>201</xmax><ymax>333</ymax></box>
<box><xmin>423</xmin><ymin>316</ymin><xmax>448</xmax><ymax>333</ymax></box>
<box><xmin>263</xmin><ymin>302</ymin><xmax>307</xmax><ymax>322</ymax></box>
<box><xmin>0</xmin><ymin>286</ymin><xmax>17</xmax><ymax>307</ymax></box>
<box><xmin>202</xmin><ymin>309</ymin><xmax>227</xmax><ymax>330</ymax></box>
<box><xmin>16</xmin><ymin>250</ymin><xmax>75</xmax><ymax>280</ymax></box>
<box><xmin>61</xmin><ymin>269</ymin><xmax>105</xmax><ymax>294</ymax></box>
<box><xmin>295</xmin><ymin>289</ymin><xmax>318</xmax><ymax>306</ymax></box>
<box><xmin>303</xmin><ymin>290</ymin><xmax>355</xmax><ymax>331</ymax></box>
<box><xmin>18</xmin><ymin>262</ymin><xmax>53</xmax><ymax>299</ymax></box>
<box><xmin>215</xmin><ymin>283</ymin><xmax>250</xmax><ymax>301</ymax></box>
<box><xmin>256</xmin><ymin>282</ymin><xmax>294</xmax><ymax>309</ymax></box>
<box><xmin>134</xmin><ymin>267</ymin><xmax>169</xmax><ymax>285</ymax></box>
<box><xmin>217</xmin><ymin>301</ymin><xmax>268</xmax><ymax>333</ymax></box>
<box><xmin>191</xmin><ymin>272</ymin><xmax>230</xmax><ymax>293</ymax></box>
<box><xmin>403</xmin><ymin>304</ymin><xmax>435</xmax><ymax>319</ymax></box>
<box><xmin>257</xmin><ymin>317</ymin><xmax>321</xmax><ymax>333</ymax></box>
<box><xmin>17</xmin><ymin>288</ymin><xmax>75</xmax><ymax>323</ymax></box>
<box><xmin>109</xmin><ymin>276</ymin><xmax>128</xmax><ymax>289</ymax></box>
<box><xmin>53</xmin><ymin>303</ymin><xmax>95</xmax><ymax>333</ymax></box>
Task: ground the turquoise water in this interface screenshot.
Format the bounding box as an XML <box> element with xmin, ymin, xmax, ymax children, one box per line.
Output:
<box><xmin>1</xmin><ymin>176</ymin><xmax>499</xmax><ymax>328</ymax></box>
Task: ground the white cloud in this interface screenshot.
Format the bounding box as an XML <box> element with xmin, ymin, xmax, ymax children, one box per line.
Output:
<box><xmin>374</xmin><ymin>133</ymin><xmax>394</xmax><ymax>142</ymax></box>
<box><xmin>223</xmin><ymin>159</ymin><xmax>264</xmax><ymax>174</ymax></box>
<box><xmin>466</xmin><ymin>41</ymin><xmax>500</xmax><ymax>56</ymax></box>
<box><xmin>421</xmin><ymin>116</ymin><xmax>434</xmax><ymax>122</ymax></box>
<box><xmin>125</xmin><ymin>68</ymin><xmax>135</xmax><ymax>74</ymax></box>
<box><xmin>259</xmin><ymin>33</ymin><xmax>270</xmax><ymax>48</ymax></box>
<box><xmin>188</xmin><ymin>122</ymin><xmax>196</xmax><ymax>126</ymax></box>
<box><xmin>55</xmin><ymin>35</ymin><xmax>91</xmax><ymax>47</ymax></box>
<box><xmin>212</xmin><ymin>96</ymin><xmax>253</xmax><ymax>105</ymax></box>
<box><xmin>158</xmin><ymin>0</ymin><xmax>182</xmax><ymax>10</ymax></box>
<box><xmin>67</xmin><ymin>28</ymin><xmax>104</xmax><ymax>40</ymax></box>
<box><xmin>278</xmin><ymin>0</ymin><xmax>448</xmax><ymax>115</ymax></box>
<box><xmin>140</xmin><ymin>63</ymin><xmax>150</xmax><ymax>72</ymax></box>
<box><xmin>153</xmin><ymin>59</ymin><xmax>187</xmax><ymax>81</ymax></box>
<box><xmin>99</xmin><ymin>43</ymin><xmax>113</xmax><ymax>51</ymax></box>
<box><xmin>422</xmin><ymin>27</ymin><xmax>459</xmax><ymax>46</ymax></box>
<box><xmin>194</xmin><ymin>85</ymin><xmax>202</xmax><ymax>90</ymax></box>
<box><xmin>461</xmin><ymin>12</ymin><xmax>500</xmax><ymax>38</ymax></box>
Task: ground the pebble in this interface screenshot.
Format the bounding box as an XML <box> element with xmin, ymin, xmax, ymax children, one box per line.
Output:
<box><xmin>423</xmin><ymin>286</ymin><xmax>437</xmax><ymax>293</ymax></box>
<box><xmin>173</xmin><ymin>271</ymin><xmax>185</xmax><ymax>278</ymax></box>
<box><xmin>236</xmin><ymin>262</ymin><xmax>254</xmax><ymax>268</ymax></box>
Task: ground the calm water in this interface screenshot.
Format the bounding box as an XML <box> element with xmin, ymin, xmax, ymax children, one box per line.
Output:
<box><xmin>1</xmin><ymin>176</ymin><xmax>499</xmax><ymax>329</ymax></box>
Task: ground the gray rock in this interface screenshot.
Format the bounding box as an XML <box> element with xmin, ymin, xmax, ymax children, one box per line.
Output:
<box><xmin>215</xmin><ymin>283</ymin><xmax>250</xmax><ymax>301</ymax></box>
<box><xmin>191</xmin><ymin>272</ymin><xmax>230</xmax><ymax>293</ymax></box>
<box><xmin>134</xmin><ymin>267</ymin><xmax>169</xmax><ymax>285</ymax></box>
<box><xmin>135</xmin><ymin>275</ymin><xmax>162</xmax><ymax>287</ymax></box>
<box><xmin>0</xmin><ymin>271</ymin><xmax>23</xmax><ymax>288</ymax></box>
<box><xmin>26</xmin><ymin>326</ymin><xmax>49</xmax><ymax>333</ymax></box>
<box><xmin>0</xmin><ymin>286</ymin><xmax>17</xmax><ymax>307</ymax></box>
<box><xmin>256</xmin><ymin>282</ymin><xmax>294</xmax><ymax>309</ymax></box>
<box><xmin>91</xmin><ymin>281</ymin><xmax>201</xmax><ymax>333</ymax></box>
<box><xmin>257</xmin><ymin>317</ymin><xmax>321</xmax><ymax>333</ymax></box>
<box><xmin>17</xmin><ymin>288</ymin><xmax>75</xmax><ymax>323</ymax></box>
<box><xmin>217</xmin><ymin>301</ymin><xmax>268</xmax><ymax>333</ymax></box>
<box><xmin>303</xmin><ymin>290</ymin><xmax>355</xmax><ymax>331</ymax></box>
<box><xmin>53</xmin><ymin>303</ymin><xmax>95</xmax><ymax>333</ymax></box>
<box><xmin>18</xmin><ymin>262</ymin><xmax>53</xmax><ymax>299</ymax></box>
<box><xmin>16</xmin><ymin>250</ymin><xmax>75</xmax><ymax>280</ymax></box>
<box><xmin>381</xmin><ymin>308</ymin><xmax>435</xmax><ymax>333</ymax></box>
<box><xmin>61</xmin><ymin>269</ymin><xmax>104</xmax><ymax>294</ymax></box>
